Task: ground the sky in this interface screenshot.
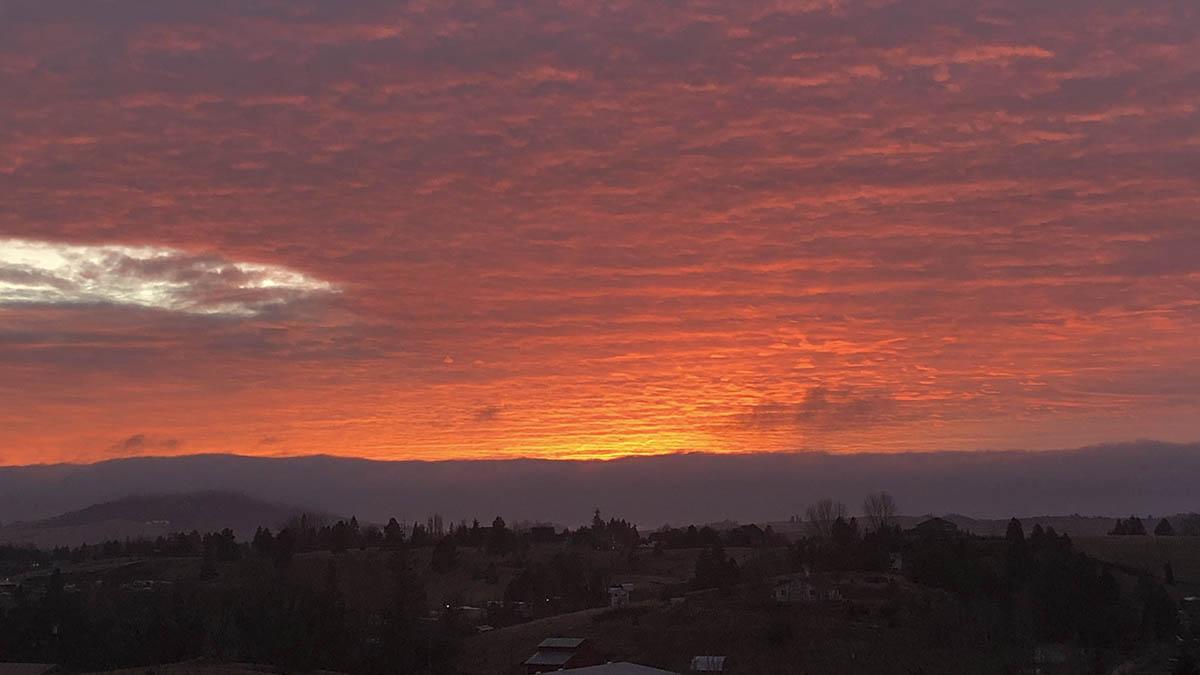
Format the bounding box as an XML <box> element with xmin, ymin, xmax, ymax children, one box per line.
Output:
<box><xmin>1</xmin><ymin>0</ymin><xmax>1198</xmax><ymax>466</ymax></box>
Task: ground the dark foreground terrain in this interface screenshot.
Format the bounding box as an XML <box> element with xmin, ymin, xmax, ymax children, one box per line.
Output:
<box><xmin>1</xmin><ymin>504</ymin><xmax>1197</xmax><ymax>675</ymax></box>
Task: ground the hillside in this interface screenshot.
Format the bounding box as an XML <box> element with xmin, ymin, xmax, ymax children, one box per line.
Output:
<box><xmin>0</xmin><ymin>491</ymin><xmax>313</xmax><ymax>548</ymax></box>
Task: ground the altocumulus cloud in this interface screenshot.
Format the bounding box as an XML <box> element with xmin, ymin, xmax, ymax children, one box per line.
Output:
<box><xmin>0</xmin><ymin>239</ymin><xmax>335</xmax><ymax>316</ymax></box>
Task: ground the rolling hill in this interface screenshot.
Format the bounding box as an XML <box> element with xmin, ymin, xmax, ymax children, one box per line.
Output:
<box><xmin>0</xmin><ymin>491</ymin><xmax>314</xmax><ymax>548</ymax></box>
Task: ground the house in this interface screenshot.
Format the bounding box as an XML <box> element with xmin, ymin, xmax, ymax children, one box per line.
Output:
<box><xmin>446</xmin><ymin>605</ymin><xmax>486</xmax><ymax>624</ymax></box>
<box><xmin>530</xmin><ymin>526</ymin><xmax>559</xmax><ymax>542</ymax></box>
<box><xmin>1032</xmin><ymin>644</ymin><xmax>1072</xmax><ymax>665</ymax></box>
<box><xmin>772</xmin><ymin>577</ymin><xmax>815</xmax><ymax>603</ymax></box>
<box><xmin>0</xmin><ymin>579</ymin><xmax>19</xmax><ymax>610</ymax></box>
<box><xmin>489</xmin><ymin>599</ymin><xmax>532</xmax><ymax>621</ymax></box>
<box><xmin>608</xmin><ymin>583</ymin><xmax>634</xmax><ymax>608</ymax></box>
<box><xmin>523</xmin><ymin>637</ymin><xmax>602</xmax><ymax>674</ymax></box>
<box><xmin>567</xmin><ymin>664</ymin><xmax>678</xmax><ymax>675</ymax></box>
<box><xmin>1025</xmin><ymin>644</ymin><xmax>1075</xmax><ymax>674</ymax></box>
<box><xmin>818</xmin><ymin>586</ymin><xmax>843</xmax><ymax>602</ymax></box>
<box><xmin>911</xmin><ymin>517</ymin><xmax>959</xmax><ymax>538</ymax></box>
<box><xmin>690</xmin><ymin>656</ymin><xmax>726</xmax><ymax>673</ymax></box>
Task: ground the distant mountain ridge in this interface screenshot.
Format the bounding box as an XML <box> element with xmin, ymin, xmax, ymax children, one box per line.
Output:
<box><xmin>768</xmin><ymin>513</ymin><xmax>1196</xmax><ymax>539</ymax></box>
<box><xmin>904</xmin><ymin>514</ymin><xmax>1174</xmax><ymax>538</ymax></box>
<box><xmin>38</xmin><ymin>491</ymin><xmax>305</xmax><ymax>531</ymax></box>
<box><xmin>1</xmin><ymin>440</ymin><xmax>1198</xmax><ymax>529</ymax></box>
<box><xmin>0</xmin><ymin>491</ymin><xmax>313</xmax><ymax>548</ymax></box>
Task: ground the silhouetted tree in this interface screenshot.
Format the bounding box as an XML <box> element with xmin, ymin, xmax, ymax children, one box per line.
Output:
<box><xmin>330</xmin><ymin>520</ymin><xmax>351</xmax><ymax>553</ymax></box>
<box><xmin>273</xmin><ymin>528</ymin><xmax>296</xmax><ymax>572</ymax></box>
<box><xmin>1109</xmin><ymin>517</ymin><xmax>1147</xmax><ymax>536</ymax></box>
<box><xmin>252</xmin><ymin>527</ymin><xmax>275</xmax><ymax>557</ymax></box>
<box><xmin>831</xmin><ymin>516</ymin><xmax>860</xmax><ymax>546</ymax></box>
<box><xmin>1135</xmin><ymin>575</ymin><xmax>1177</xmax><ymax>640</ymax></box>
<box><xmin>1005</xmin><ymin>517</ymin><xmax>1030</xmax><ymax>581</ymax></box>
<box><xmin>409</xmin><ymin>522</ymin><xmax>430</xmax><ymax>547</ymax></box>
<box><xmin>1179</xmin><ymin>513</ymin><xmax>1200</xmax><ymax>536</ymax></box>
<box><xmin>1155</xmin><ymin>518</ymin><xmax>1175</xmax><ymax>536</ymax></box>
<box><xmin>806</xmin><ymin>498</ymin><xmax>847</xmax><ymax>538</ymax></box>
<box><xmin>693</xmin><ymin>543</ymin><xmax>739</xmax><ymax>589</ymax></box>
<box><xmin>1005</xmin><ymin>517</ymin><xmax>1025</xmax><ymax>543</ymax></box>
<box><xmin>362</xmin><ymin>524</ymin><xmax>383</xmax><ymax>549</ymax></box>
<box><xmin>863</xmin><ymin>492</ymin><xmax>898</xmax><ymax>532</ymax></box>
<box><xmin>487</xmin><ymin>516</ymin><xmax>510</xmax><ymax>555</ymax></box>
<box><xmin>383</xmin><ymin>517</ymin><xmax>406</xmax><ymax>548</ymax></box>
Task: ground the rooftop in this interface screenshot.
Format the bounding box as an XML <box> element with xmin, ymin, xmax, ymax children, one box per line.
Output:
<box><xmin>690</xmin><ymin>656</ymin><xmax>726</xmax><ymax>672</ymax></box>
<box><xmin>567</xmin><ymin>663</ymin><xmax>679</xmax><ymax>675</ymax></box>
<box><xmin>524</xmin><ymin>651</ymin><xmax>576</xmax><ymax>667</ymax></box>
<box><xmin>537</xmin><ymin>637</ymin><xmax>587</xmax><ymax>650</ymax></box>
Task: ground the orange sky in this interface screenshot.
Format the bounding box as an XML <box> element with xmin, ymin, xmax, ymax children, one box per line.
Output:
<box><xmin>2</xmin><ymin>0</ymin><xmax>1199</xmax><ymax>465</ymax></box>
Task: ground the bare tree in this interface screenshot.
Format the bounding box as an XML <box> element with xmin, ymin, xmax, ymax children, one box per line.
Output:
<box><xmin>805</xmin><ymin>498</ymin><xmax>847</xmax><ymax>537</ymax></box>
<box><xmin>863</xmin><ymin>491</ymin><xmax>898</xmax><ymax>533</ymax></box>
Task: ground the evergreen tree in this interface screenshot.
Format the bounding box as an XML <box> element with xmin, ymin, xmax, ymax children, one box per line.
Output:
<box><xmin>487</xmin><ymin>516</ymin><xmax>509</xmax><ymax>555</ymax></box>
<box><xmin>384</xmin><ymin>517</ymin><xmax>406</xmax><ymax>548</ymax></box>
<box><xmin>274</xmin><ymin>528</ymin><xmax>296</xmax><ymax>572</ymax></box>
<box><xmin>252</xmin><ymin>527</ymin><xmax>275</xmax><ymax>557</ymax></box>
<box><xmin>1005</xmin><ymin>517</ymin><xmax>1025</xmax><ymax>543</ymax></box>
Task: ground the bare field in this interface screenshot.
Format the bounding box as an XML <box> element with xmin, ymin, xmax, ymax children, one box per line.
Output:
<box><xmin>459</xmin><ymin>573</ymin><xmax>1025</xmax><ymax>675</ymax></box>
<box><xmin>1074</xmin><ymin>536</ymin><xmax>1200</xmax><ymax>586</ymax></box>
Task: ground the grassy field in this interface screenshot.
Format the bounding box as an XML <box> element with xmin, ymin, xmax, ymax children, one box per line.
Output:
<box><xmin>1074</xmin><ymin>535</ymin><xmax>1200</xmax><ymax>587</ymax></box>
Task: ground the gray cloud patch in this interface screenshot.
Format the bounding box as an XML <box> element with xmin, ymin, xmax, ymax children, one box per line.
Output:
<box><xmin>108</xmin><ymin>434</ymin><xmax>183</xmax><ymax>456</ymax></box>
<box><xmin>743</xmin><ymin>387</ymin><xmax>899</xmax><ymax>431</ymax></box>
<box><xmin>472</xmin><ymin>404</ymin><xmax>505</xmax><ymax>423</ymax></box>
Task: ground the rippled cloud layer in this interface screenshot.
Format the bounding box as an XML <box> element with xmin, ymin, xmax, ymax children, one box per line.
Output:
<box><xmin>1</xmin><ymin>0</ymin><xmax>1198</xmax><ymax>464</ymax></box>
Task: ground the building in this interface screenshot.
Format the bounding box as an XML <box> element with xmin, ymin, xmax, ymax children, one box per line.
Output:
<box><xmin>0</xmin><ymin>579</ymin><xmax>19</xmax><ymax>610</ymax></box>
<box><xmin>911</xmin><ymin>517</ymin><xmax>959</xmax><ymax>538</ymax></box>
<box><xmin>524</xmin><ymin>637</ymin><xmax>602</xmax><ymax>674</ymax></box>
<box><xmin>1027</xmin><ymin>644</ymin><xmax>1075</xmax><ymax>675</ymax></box>
<box><xmin>772</xmin><ymin>577</ymin><xmax>815</xmax><ymax>603</ymax></box>
<box><xmin>818</xmin><ymin>586</ymin><xmax>843</xmax><ymax>602</ymax></box>
<box><xmin>447</xmin><ymin>605</ymin><xmax>486</xmax><ymax>624</ymax></box>
<box><xmin>608</xmin><ymin>583</ymin><xmax>634</xmax><ymax>608</ymax></box>
<box><xmin>690</xmin><ymin>656</ymin><xmax>726</xmax><ymax>673</ymax></box>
